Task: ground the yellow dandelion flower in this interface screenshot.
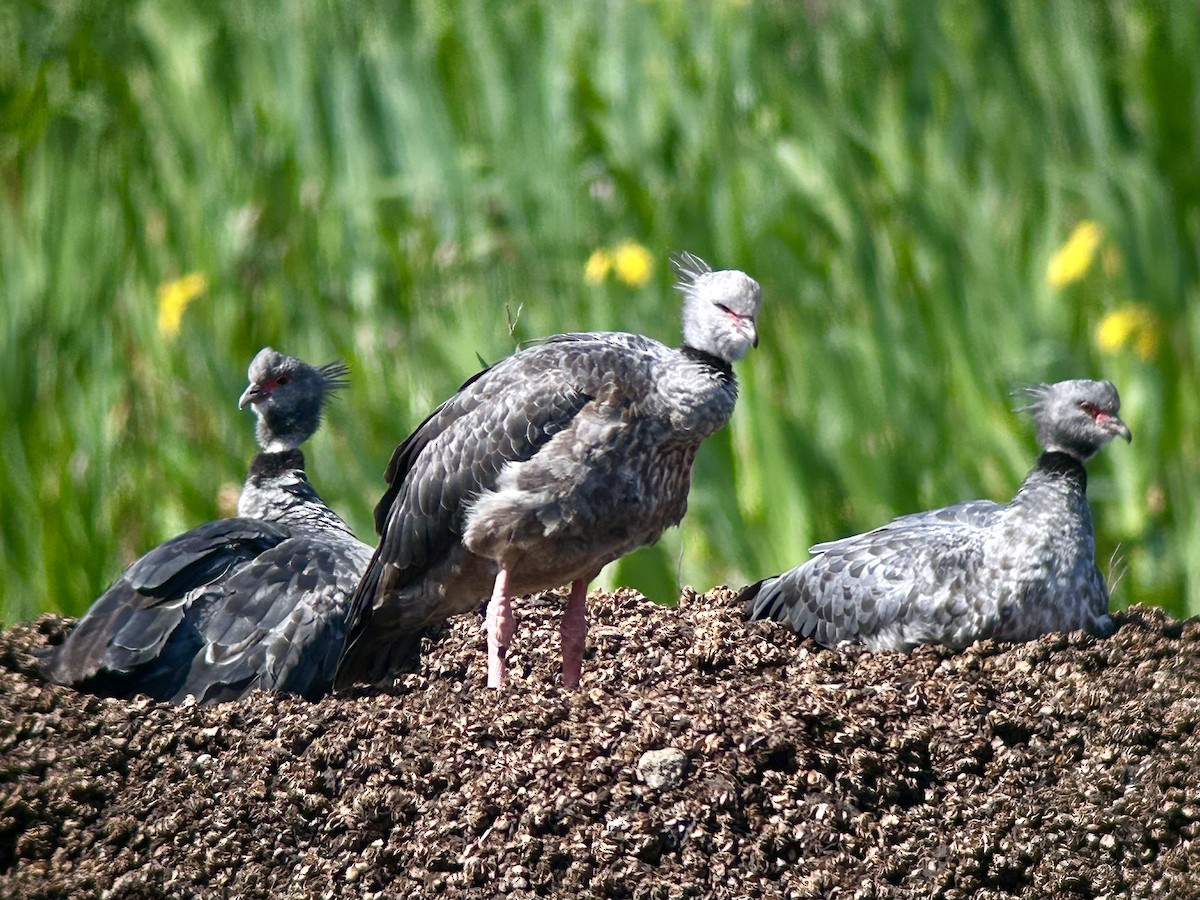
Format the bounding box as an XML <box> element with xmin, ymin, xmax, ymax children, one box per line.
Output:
<box><xmin>612</xmin><ymin>240</ymin><xmax>654</xmax><ymax>288</ymax></box>
<box><xmin>1047</xmin><ymin>220</ymin><xmax>1103</xmax><ymax>289</ymax></box>
<box><xmin>1096</xmin><ymin>308</ymin><xmax>1138</xmax><ymax>354</ymax></box>
<box><xmin>1096</xmin><ymin>304</ymin><xmax>1161</xmax><ymax>360</ymax></box>
<box><xmin>156</xmin><ymin>272</ymin><xmax>209</xmax><ymax>339</ymax></box>
<box><xmin>584</xmin><ymin>249</ymin><xmax>613</xmax><ymax>285</ymax></box>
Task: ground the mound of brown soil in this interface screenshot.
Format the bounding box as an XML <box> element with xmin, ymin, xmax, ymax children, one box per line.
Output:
<box><xmin>2</xmin><ymin>588</ymin><xmax>1199</xmax><ymax>899</ymax></box>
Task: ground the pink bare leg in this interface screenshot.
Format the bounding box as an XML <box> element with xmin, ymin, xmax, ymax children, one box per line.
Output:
<box><xmin>561</xmin><ymin>579</ymin><xmax>588</xmax><ymax>689</ymax></box>
<box><xmin>486</xmin><ymin>568</ymin><xmax>516</xmax><ymax>689</ymax></box>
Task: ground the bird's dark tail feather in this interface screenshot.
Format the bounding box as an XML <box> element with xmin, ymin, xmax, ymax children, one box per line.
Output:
<box><xmin>738</xmin><ymin>579</ymin><xmax>769</xmax><ymax>621</ymax></box>
<box><xmin>333</xmin><ymin>558</ymin><xmax>424</xmax><ymax>691</ymax></box>
<box><xmin>333</xmin><ymin>629</ymin><xmax>424</xmax><ymax>691</ymax></box>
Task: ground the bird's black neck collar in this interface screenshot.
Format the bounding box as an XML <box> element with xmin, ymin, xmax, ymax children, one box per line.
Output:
<box><xmin>248</xmin><ymin>448</ymin><xmax>307</xmax><ymax>480</ymax></box>
<box><xmin>1034</xmin><ymin>450</ymin><xmax>1088</xmax><ymax>486</ymax></box>
<box><xmin>680</xmin><ymin>346</ymin><xmax>734</xmax><ymax>379</ymax></box>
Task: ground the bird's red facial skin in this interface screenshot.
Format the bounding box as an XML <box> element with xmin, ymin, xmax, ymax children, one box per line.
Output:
<box><xmin>723</xmin><ymin>308</ymin><xmax>757</xmax><ymax>345</ymax></box>
<box><xmin>723</xmin><ymin>308</ymin><xmax>749</xmax><ymax>327</ymax></box>
<box><xmin>1081</xmin><ymin>404</ymin><xmax>1131</xmax><ymax>441</ymax></box>
<box><xmin>1078</xmin><ymin>401</ymin><xmax>1113</xmax><ymax>423</ymax></box>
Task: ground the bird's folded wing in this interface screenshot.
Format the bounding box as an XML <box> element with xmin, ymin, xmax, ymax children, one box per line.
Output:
<box><xmin>176</xmin><ymin>537</ymin><xmax>373</xmax><ymax>703</ymax></box>
<box><xmin>40</xmin><ymin>518</ymin><xmax>291</xmax><ymax>686</ymax></box>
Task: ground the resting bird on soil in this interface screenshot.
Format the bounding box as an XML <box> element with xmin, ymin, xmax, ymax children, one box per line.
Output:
<box><xmin>40</xmin><ymin>349</ymin><xmax>371</xmax><ymax>703</ymax></box>
<box><xmin>742</xmin><ymin>379</ymin><xmax>1131</xmax><ymax>652</ymax></box>
<box><xmin>334</xmin><ymin>252</ymin><xmax>762</xmax><ymax>691</ymax></box>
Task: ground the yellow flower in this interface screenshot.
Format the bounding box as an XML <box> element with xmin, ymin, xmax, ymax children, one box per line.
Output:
<box><xmin>1096</xmin><ymin>304</ymin><xmax>1162</xmax><ymax>360</ymax></box>
<box><xmin>1047</xmin><ymin>221</ymin><xmax>1103</xmax><ymax>289</ymax></box>
<box><xmin>612</xmin><ymin>240</ymin><xmax>654</xmax><ymax>288</ymax></box>
<box><xmin>584</xmin><ymin>249</ymin><xmax>613</xmax><ymax>285</ymax></box>
<box><xmin>156</xmin><ymin>272</ymin><xmax>209</xmax><ymax>339</ymax></box>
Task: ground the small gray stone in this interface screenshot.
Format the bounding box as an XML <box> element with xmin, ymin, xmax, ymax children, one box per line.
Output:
<box><xmin>637</xmin><ymin>748</ymin><xmax>689</xmax><ymax>789</ymax></box>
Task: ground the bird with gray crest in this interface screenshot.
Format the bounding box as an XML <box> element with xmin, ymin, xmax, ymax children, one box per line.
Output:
<box><xmin>335</xmin><ymin>252</ymin><xmax>762</xmax><ymax>690</ymax></box>
<box><xmin>743</xmin><ymin>379</ymin><xmax>1131</xmax><ymax>652</ymax></box>
<box><xmin>41</xmin><ymin>349</ymin><xmax>372</xmax><ymax>703</ymax></box>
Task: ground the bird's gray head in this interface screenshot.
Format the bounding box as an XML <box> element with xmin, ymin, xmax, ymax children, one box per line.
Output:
<box><xmin>672</xmin><ymin>251</ymin><xmax>762</xmax><ymax>363</ymax></box>
<box><xmin>240</xmin><ymin>348</ymin><xmax>349</xmax><ymax>452</ymax></box>
<box><xmin>1016</xmin><ymin>379</ymin><xmax>1132</xmax><ymax>461</ymax></box>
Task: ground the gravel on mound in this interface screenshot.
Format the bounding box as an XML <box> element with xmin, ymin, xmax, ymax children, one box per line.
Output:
<box><xmin>2</xmin><ymin>588</ymin><xmax>1199</xmax><ymax>899</ymax></box>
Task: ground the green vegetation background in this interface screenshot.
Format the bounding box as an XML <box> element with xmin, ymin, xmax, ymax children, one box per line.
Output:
<box><xmin>2</xmin><ymin>1</ymin><xmax>1197</xmax><ymax>624</ymax></box>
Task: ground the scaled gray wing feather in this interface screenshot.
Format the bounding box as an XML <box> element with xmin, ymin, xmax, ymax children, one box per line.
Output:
<box><xmin>372</xmin><ymin>344</ymin><xmax>598</xmax><ymax>582</ymax></box>
<box><xmin>177</xmin><ymin>537</ymin><xmax>373</xmax><ymax>703</ymax></box>
<box><xmin>747</xmin><ymin>506</ymin><xmax>1001</xmax><ymax>651</ymax></box>
<box><xmin>808</xmin><ymin>499</ymin><xmax>1003</xmax><ymax>554</ymax></box>
<box><xmin>336</xmin><ymin>334</ymin><xmax>667</xmax><ymax>686</ymax></box>
<box><xmin>38</xmin><ymin>518</ymin><xmax>291</xmax><ymax>695</ymax></box>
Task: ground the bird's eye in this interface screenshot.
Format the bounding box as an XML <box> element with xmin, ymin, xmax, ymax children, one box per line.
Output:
<box><xmin>277</xmin><ymin>375</ymin><xmax>291</xmax><ymax>385</ymax></box>
<box><xmin>1077</xmin><ymin>400</ymin><xmax>1098</xmax><ymax>416</ymax></box>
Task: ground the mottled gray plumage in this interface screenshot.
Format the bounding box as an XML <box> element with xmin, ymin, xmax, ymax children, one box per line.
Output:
<box><xmin>40</xmin><ymin>349</ymin><xmax>369</xmax><ymax>703</ymax></box>
<box><xmin>173</xmin><ymin>452</ymin><xmax>373</xmax><ymax>704</ymax></box>
<box><xmin>335</xmin><ymin>252</ymin><xmax>762</xmax><ymax>689</ymax></box>
<box><xmin>742</xmin><ymin>379</ymin><xmax>1131</xmax><ymax>652</ymax></box>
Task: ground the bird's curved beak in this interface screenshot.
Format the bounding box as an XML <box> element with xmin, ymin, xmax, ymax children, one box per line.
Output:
<box><xmin>1103</xmin><ymin>414</ymin><xmax>1132</xmax><ymax>443</ymax></box>
<box><xmin>743</xmin><ymin>319</ymin><xmax>759</xmax><ymax>349</ymax></box>
<box><xmin>239</xmin><ymin>383</ymin><xmax>268</xmax><ymax>409</ymax></box>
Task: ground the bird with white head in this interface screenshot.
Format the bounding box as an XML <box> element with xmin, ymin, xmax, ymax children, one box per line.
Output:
<box><xmin>335</xmin><ymin>251</ymin><xmax>762</xmax><ymax>690</ymax></box>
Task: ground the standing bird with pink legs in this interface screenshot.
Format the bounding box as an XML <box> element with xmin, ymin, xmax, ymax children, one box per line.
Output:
<box><xmin>335</xmin><ymin>252</ymin><xmax>762</xmax><ymax>690</ymax></box>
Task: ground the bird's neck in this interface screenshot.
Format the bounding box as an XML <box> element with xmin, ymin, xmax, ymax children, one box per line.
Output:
<box><xmin>238</xmin><ymin>450</ymin><xmax>355</xmax><ymax>538</ymax></box>
<box><xmin>256</xmin><ymin>412</ymin><xmax>318</xmax><ymax>454</ymax></box>
<box><xmin>246</xmin><ymin>448</ymin><xmax>307</xmax><ymax>482</ymax></box>
<box><xmin>239</xmin><ymin>449</ymin><xmax>313</xmax><ymax>520</ymax></box>
<box><xmin>650</xmin><ymin>345</ymin><xmax>739</xmax><ymax>441</ymax></box>
<box><xmin>679</xmin><ymin>345</ymin><xmax>734</xmax><ymax>381</ymax></box>
<box><xmin>1011</xmin><ymin>450</ymin><xmax>1090</xmax><ymax>511</ymax></box>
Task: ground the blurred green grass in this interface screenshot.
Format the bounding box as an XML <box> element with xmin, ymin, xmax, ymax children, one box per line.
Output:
<box><xmin>2</xmin><ymin>1</ymin><xmax>1197</xmax><ymax>624</ymax></box>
